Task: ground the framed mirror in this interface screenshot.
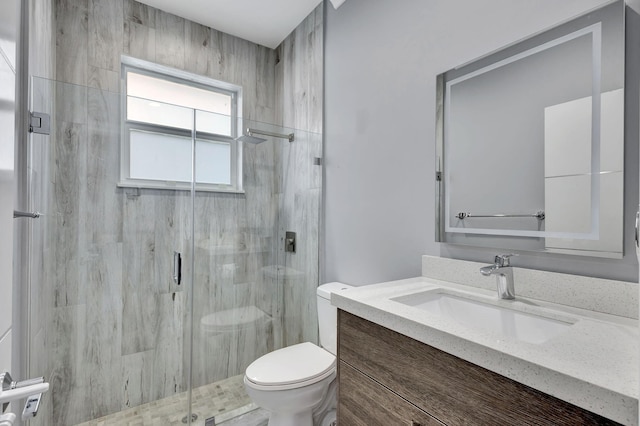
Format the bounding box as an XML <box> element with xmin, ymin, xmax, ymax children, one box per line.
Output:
<box><xmin>436</xmin><ymin>0</ymin><xmax>625</xmax><ymax>258</ymax></box>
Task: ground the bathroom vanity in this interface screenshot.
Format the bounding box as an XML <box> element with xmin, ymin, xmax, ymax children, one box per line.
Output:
<box><xmin>333</xmin><ymin>256</ymin><xmax>638</xmax><ymax>425</ymax></box>
<box><xmin>344</xmin><ymin>2</ymin><xmax>640</xmax><ymax>424</ymax></box>
<box><xmin>338</xmin><ymin>311</ymin><xmax>617</xmax><ymax>425</ymax></box>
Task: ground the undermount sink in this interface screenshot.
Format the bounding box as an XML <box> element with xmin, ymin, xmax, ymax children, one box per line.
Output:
<box><xmin>391</xmin><ymin>290</ymin><xmax>576</xmax><ymax>344</ymax></box>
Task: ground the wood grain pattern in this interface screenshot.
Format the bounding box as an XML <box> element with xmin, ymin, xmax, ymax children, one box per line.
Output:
<box><xmin>56</xmin><ymin>0</ymin><xmax>88</xmax><ymax>86</ymax></box>
<box><xmin>339</xmin><ymin>361</ymin><xmax>444</xmax><ymax>426</ymax></box>
<box><xmin>39</xmin><ymin>0</ymin><xmax>324</xmax><ymax>423</ymax></box>
<box><xmin>338</xmin><ymin>310</ymin><xmax>620</xmax><ymax>426</ymax></box>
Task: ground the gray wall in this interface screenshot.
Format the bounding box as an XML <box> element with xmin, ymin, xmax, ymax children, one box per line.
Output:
<box><xmin>323</xmin><ymin>0</ymin><xmax>639</xmax><ymax>285</ymax></box>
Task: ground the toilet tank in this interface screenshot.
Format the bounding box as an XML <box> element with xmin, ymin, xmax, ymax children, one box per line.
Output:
<box><xmin>317</xmin><ymin>282</ymin><xmax>353</xmax><ymax>355</ymax></box>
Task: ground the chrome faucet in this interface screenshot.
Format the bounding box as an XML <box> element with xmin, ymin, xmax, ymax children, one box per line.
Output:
<box><xmin>480</xmin><ymin>254</ymin><xmax>516</xmax><ymax>300</ymax></box>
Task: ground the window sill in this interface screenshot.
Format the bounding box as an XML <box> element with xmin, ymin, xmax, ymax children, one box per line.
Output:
<box><xmin>117</xmin><ymin>180</ymin><xmax>245</xmax><ymax>195</ymax></box>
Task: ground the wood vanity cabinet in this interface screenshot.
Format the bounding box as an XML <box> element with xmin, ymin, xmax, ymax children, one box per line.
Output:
<box><xmin>337</xmin><ymin>310</ymin><xmax>620</xmax><ymax>426</ymax></box>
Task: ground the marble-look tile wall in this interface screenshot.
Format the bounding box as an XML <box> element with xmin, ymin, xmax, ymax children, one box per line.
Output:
<box><xmin>26</xmin><ymin>1</ymin><xmax>323</xmax><ymax>425</ymax></box>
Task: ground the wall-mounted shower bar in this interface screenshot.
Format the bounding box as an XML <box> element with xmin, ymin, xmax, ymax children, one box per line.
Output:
<box><xmin>456</xmin><ymin>211</ymin><xmax>545</xmax><ymax>220</ymax></box>
<box><xmin>13</xmin><ymin>211</ymin><xmax>40</xmax><ymax>219</ymax></box>
<box><xmin>246</xmin><ymin>128</ymin><xmax>295</xmax><ymax>142</ymax></box>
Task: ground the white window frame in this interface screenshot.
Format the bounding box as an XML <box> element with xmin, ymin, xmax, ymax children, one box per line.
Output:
<box><xmin>119</xmin><ymin>56</ymin><xmax>244</xmax><ymax>193</ymax></box>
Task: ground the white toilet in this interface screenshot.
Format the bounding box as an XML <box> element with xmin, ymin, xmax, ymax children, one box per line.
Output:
<box><xmin>243</xmin><ymin>282</ymin><xmax>352</xmax><ymax>426</ymax></box>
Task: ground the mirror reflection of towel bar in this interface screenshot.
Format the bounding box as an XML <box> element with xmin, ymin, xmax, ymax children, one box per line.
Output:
<box><xmin>456</xmin><ymin>211</ymin><xmax>545</xmax><ymax>220</ymax></box>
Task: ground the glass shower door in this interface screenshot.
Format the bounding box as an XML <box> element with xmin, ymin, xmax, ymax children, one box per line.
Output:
<box><xmin>188</xmin><ymin>115</ymin><xmax>278</xmax><ymax>424</ymax></box>
<box><xmin>189</xmin><ymin>117</ymin><xmax>324</xmax><ymax>424</ymax></box>
<box><xmin>26</xmin><ymin>76</ymin><xmax>196</xmax><ymax>425</ymax></box>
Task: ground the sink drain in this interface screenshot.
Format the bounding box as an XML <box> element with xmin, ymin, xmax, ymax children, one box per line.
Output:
<box><xmin>182</xmin><ymin>413</ymin><xmax>198</xmax><ymax>424</ymax></box>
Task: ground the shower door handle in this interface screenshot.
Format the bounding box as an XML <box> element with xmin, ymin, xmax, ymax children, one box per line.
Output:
<box><xmin>13</xmin><ymin>210</ymin><xmax>40</xmax><ymax>219</ymax></box>
<box><xmin>173</xmin><ymin>251</ymin><xmax>181</xmax><ymax>285</ymax></box>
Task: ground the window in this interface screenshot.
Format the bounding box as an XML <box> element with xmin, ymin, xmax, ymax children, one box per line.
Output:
<box><xmin>120</xmin><ymin>57</ymin><xmax>243</xmax><ymax>192</ymax></box>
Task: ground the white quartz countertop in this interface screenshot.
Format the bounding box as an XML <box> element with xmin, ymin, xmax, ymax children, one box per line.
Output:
<box><xmin>332</xmin><ymin>277</ymin><xmax>639</xmax><ymax>425</ymax></box>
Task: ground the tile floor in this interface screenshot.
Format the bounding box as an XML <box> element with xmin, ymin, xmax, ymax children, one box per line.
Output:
<box><xmin>75</xmin><ymin>374</ymin><xmax>265</xmax><ymax>426</ymax></box>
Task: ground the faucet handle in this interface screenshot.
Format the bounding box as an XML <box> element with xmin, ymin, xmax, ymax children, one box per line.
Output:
<box><xmin>494</xmin><ymin>253</ymin><xmax>517</xmax><ymax>267</ymax></box>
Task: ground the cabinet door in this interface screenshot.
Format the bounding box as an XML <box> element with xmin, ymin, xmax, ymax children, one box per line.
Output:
<box><xmin>339</xmin><ymin>310</ymin><xmax>621</xmax><ymax>426</ymax></box>
<box><xmin>338</xmin><ymin>361</ymin><xmax>444</xmax><ymax>426</ymax></box>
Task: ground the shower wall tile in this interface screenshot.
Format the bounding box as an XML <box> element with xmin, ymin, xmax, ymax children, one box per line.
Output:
<box><xmin>87</xmin><ymin>65</ymin><xmax>119</xmax><ymax>92</ymax></box>
<box><xmin>124</xmin><ymin>20</ymin><xmax>156</xmax><ymax>62</ymax></box>
<box><xmin>88</xmin><ymin>0</ymin><xmax>123</xmax><ymax>72</ymax></box>
<box><xmin>56</xmin><ymin>0</ymin><xmax>88</xmax><ymax>86</ymax></box>
<box><xmin>217</xmin><ymin>32</ymin><xmax>239</xmax><ymax>85</ymax></box>
<box><xmin>149</xmin><ymin>291</ymin><xmax>185</xmax><ymax>400</ymax></box>
<box><xmin>121</xmin><ymin>290</ymin><xmax>158</xmax><ymax>355</ymax></box>
<box><xmin>185</xmin><ymin>20</ymin><xmax>212</xmax><ymax>77</ymax></box>
<box><xmin>153</xmin><ymin>194</ymin><xmax>183</xmax><ymax>295</ymax></box>
<box><xmin>208</xmin><ymin>29</ymin><xmax>224</xmax><ymax>78</ymax></box>
<box><xmin>84</xmin><ymin>243</ymin><xmax>123</xmax><ymax>324</ymax></box>
<box><xmin>55</xmin><ymin>81</ymin><xmax>88</xmax><ymax>124</ymax></box>
<box><xmin>277</xmin><ymin>4</ymin><xmax>323</xmax><ymax>134</ymax></box>
<box><xmin>85</xmin><ymin>88</ymin><xmax>123</xmax><ymax>244</ymax></box>
<box><xmin>155</xmin><ymin>10</ymin><xmax>186</xmax><ymax>69</ymax></box>
<box><xmin>48</xmin><ymin>304</ymin><xmax>90</xmax><ymax>426</ymax></box>
<box><xmin>53</xmin><ymin>120</ymin><xmax>87</xmax><ymax>307</ymax></box>
<box><xmin>121</xmin><ymin>350</ymin><xmax>154</xmax><ymax>410</ymax></box>
<box><xmin>306</xmin><ymin>7</ymin><xmax>324</xmax><ymax>135</ymax></box>
<box><xmin>124</xmin><ymin>0</ymin><xmax>155</xmax><ymax>28</ymax></box>
<box><xmin>83</xmin><ymin>242</ymin><xmax>124</xmax><ymax>419</ymax></box>
<box><xmin>293</xmin><ymin>128</ymin><xmax>311</xmax><ymax>190</ymax></box>
<box><xmin>296</xmin><ymin>189</ymin><xmax>321</xmax><ymax>343</ymax></box>
<box><xmin>256</xmin><ymin>46</ymin><xmax>276</xmax><ymax>111</ymax></box>
<box><xmin>194</xmin><ymin>327</ymin><xmax>231</xmax><ymax>386</ymax></box>
<box><xmin>121</xmin><ymin>194</ymin><xmax>159</xmax><ymax>354</ymax></box>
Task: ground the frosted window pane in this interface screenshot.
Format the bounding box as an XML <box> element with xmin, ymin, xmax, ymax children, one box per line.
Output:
<box><xmin>196</xmin><ymin>110</ymin><xmax>231</xmax><ymax>136</ymax></box>
<box><xmin>130</xmin><ymin>131</ymin><xmax>192</xmax><ymax>182</ymax></box>
<box><xmin>196</xmin><ymin>141</ymin><xmax>231</xmax><ymax>184</ymax></box>
<box><xmin>127</xmin><ymin>72</ymin><xmax>231</xmax><ymax>116</ymax></box>
<box><xmin>128</xmin><ymin>96</ymin><xmax>193</xmax><ymax>130</ymax></box>
<box><xmin>122</xmin><ymin>63</ymin><xmax>240</xmax><ymax>191</ymax></box>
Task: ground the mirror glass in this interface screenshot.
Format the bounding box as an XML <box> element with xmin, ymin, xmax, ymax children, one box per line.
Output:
<box><xmin>436</xmin><ymin>0</ymin><xmax>625</xmax><ymax>258</ymax></box>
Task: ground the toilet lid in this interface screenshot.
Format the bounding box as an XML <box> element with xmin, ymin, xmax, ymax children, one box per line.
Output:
<box><xmin>245</xmin><ymin>342</ymin><xmax>335</xmax><ymax>387</ymax></box>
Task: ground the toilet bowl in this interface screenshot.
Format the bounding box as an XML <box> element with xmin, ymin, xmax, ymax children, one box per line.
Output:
<box><xmin>244</xmin><ymin>342</ymin><xmax>335</xmax><ymax>426</ymax></box>
<box><xmin>243</xmin><ymin>282</ymin><xmax>352</xmax><ymax>426</ymax></box>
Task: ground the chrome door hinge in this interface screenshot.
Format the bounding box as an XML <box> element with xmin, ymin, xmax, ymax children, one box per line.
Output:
<box><xmin>29</xmin><ymin>112</ymin><xmax>50</xmax><ymax>135</ymax></box>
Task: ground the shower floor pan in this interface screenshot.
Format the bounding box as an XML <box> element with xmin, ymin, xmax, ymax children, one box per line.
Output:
<box><xmin>75</xmin><ymin>374</ymin><xmax>253</xmax><ymax>426</ymax></box>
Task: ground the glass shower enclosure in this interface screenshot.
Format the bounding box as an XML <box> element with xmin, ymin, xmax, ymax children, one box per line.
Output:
<box><xmin>24</xmin><ymin>76</ymin><xmax>322</xmax><ymax>425</ymax></box>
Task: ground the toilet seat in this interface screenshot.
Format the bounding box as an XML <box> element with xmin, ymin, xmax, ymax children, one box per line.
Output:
<box><xmin>245</xmin><ymin>342</ymin><xmax>335</xmax><ymax>391</ymax></box>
